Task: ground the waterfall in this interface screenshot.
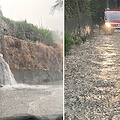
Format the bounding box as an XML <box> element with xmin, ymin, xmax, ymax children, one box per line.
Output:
<box><xmin>0</xmin><ymin>53</ymin><xmax>17</xmax><ymax>85</ymax></box>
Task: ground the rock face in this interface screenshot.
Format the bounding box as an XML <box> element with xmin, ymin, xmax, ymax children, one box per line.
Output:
<box><xmin>0</xmin><ymin>35</ymin><xmax>63</xmax><ymax>71</ymax></box>
<box><xmin>12</xmin><ymin>70</ymin><xmax>62</xmax><ymax>84</ymax></box>
<box><xmin>0</xmin><ymin>17</ymin><xmax>13</xmax><ymax>35</ymax></box>
<box><xmin>0</xmin><ymin>53</ymin><xmax>16</xmax><ymax>85</ymax></box>
<box><xmin>0</xmin><ymin>35</ymin><xmax>63</xmax><ymax>84</ymax></box>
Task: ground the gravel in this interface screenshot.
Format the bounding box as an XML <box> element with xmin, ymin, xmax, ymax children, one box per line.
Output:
<box><xmin>65</xmin><ymin>33</ymin><xmax>120</xmax><ymax>120</ymax></box>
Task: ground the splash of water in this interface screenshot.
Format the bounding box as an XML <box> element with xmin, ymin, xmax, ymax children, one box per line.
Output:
<box><xmin>0</xmin><ymin>54</ymin><xmax>17</xmax><ymax>85</ymax></box>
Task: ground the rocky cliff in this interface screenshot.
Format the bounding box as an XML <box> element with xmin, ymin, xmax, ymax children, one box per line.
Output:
<box><xmin>0</xmin><ymin>16</ymin><xmax>13</xmax><ymax>35</ymax></box>
<box><xmin>0</xmin><ymin>35</ymin><xmax>63</xmax><ymax>84</ymax></box>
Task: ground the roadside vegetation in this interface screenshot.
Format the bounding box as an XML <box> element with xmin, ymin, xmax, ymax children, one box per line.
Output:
<box><xmin>65</xmin><ymin>0</ymin><xmax>107</xmax><ymax>54</ymax></box>
<box><xmin>0</xmin><ymin>0</ymin><xmax>63</xmax><ymax>71</ymax></box>
<box><xmin>65</xmin><ymin>32</ymin><xmax>75</xmax><ymax>53</ymax></box>
<box><xmin>2</xmin><ymin>16</ymin><xmax>55</xmax><ymax>47</ymax></box>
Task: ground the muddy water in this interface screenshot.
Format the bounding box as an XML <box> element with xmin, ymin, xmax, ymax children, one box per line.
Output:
<box><xmin>65</xmin><ymin>34</ymin><xmax>120</xmax><ymax>119</ymax></box>
<box><xmin>0</xmin><ymin>84</ymin><xmax>63</xmax><ymax>119</ymax></box>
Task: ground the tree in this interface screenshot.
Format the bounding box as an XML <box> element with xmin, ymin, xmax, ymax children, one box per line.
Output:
<box><xmin>90</xmin><ymin>0</ymin><xmax>106</xmax><ymax>24</ymax></box>
<box><xmin>65</xmin><ymin>0</ymin><xmax>91</xmax><ymax>19</ymax></box>
<box><xmin>2</xmin><ymin>16</ymin><xmax>55</xmax><ymax>47</ymax></box>
<box><xmin>51</xmin><ymin>0</ymin><xmax>63</xmax><ymax>12</ymax></box>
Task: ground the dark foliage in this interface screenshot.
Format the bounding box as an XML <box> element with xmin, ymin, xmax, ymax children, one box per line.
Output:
<box><xmin>90</xmin><ymin>0</ymin><xmax>106</xmax><ymax>24</ymax></box>
<box><xmin>65</xmin><ymin>0</ymin><xmax>120</xmax><ymax>24</ymax></box>
<box><xmin>2</xmin><ymin>16</ymin><xmax>55</xmax><ymax>47</ymax></box>
<box><xmin>65</xmin><ymin>32</ymin><xmax>75</xmax><ymax>53</ymax></box>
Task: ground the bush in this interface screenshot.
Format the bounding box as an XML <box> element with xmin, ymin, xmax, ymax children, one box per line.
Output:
<box><xmin>73</xmin><ymin>30</ymin><xmax>82</xmax><ymax>45</ymax></box>
<box><xmin>82</xmin><ymin>33</ymin><xmax>88</xmax><ymax>44</ymax></box>
<box><xmin>2</xmin><ymin>16</ymin><xmax>55</xmax><ymax>47</ymax></box>
<box><xmin>65</xmin><ymin>32</ymin><xmax>75</xmax><ymax>54</ymax></box>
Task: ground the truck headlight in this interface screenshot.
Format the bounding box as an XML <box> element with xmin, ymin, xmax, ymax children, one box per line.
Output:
<box><xmin>105</xmin><ymin>22</ymin><xmax>111</xmax><ymax>28</ymax></box>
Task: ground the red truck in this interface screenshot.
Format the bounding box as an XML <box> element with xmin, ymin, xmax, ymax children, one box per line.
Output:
<box><xmin>100</xmin><ymin>9</ymin><xmax>120</xmax><ymax>34</ymax></box>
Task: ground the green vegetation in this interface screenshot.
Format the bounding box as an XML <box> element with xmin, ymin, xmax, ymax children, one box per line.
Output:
<box><xmin>65</xmin><ymin>32</ymin><xmax>75</xmax><ymax>53</ymax></box>
<box><xmin>90</xmin><ymin>0</ymin><xmax>106</xmax><ymax>24</ymax></box>
<box><xmin>65</xmin><ymin>0</ymin><xmax>120</xmax><ymax>54</ymax></box>
<box><xmin>65</xmin><ymin>30</ymin><xmax>88</xmax><ymax>54</ymax></box>
<box><xmin>73</xmin><ymin>30</ymin><xmax>82</xmax><ymax>45</ymax></box>
<box><xmin>65</xmin><ymin>0</ymin><xmax>92</xmax><ymax>19</ymax></box>
<box><xmin>65</xmin><ymin>0</ymin><xmax>107</xmax><ymax>23</ymax></box>
<box><xmin>52</xmin><ymin>0</ymin><xmax>63</xmax><ymax>11</ymax></box>
<box><xmin>2</xmin><ymin>16</ymin><xmax>55</xmax><ymax>47</ymax></box>
<box><xmin>65</xmin><ymin>0</ymin><xmax>108</xmax><ymax>54</ymax></box>
<box><xmin>65</xmin><ymin>0</ymin><xmax>92</xmax><ymax>54</ymax></box>
<box><xmin>81</xmin><ymin>33</ymin><xmax>88</xmax><ymax>44</ymax></box>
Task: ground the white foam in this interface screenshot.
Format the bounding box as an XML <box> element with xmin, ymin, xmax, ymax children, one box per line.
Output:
<box><xmin>0</xmin><ymin>84</ymin><xmax>50</xmax><ymax>90</ymax></box>
<box><xmin>0</xmin><ymin>53</ymin><xmax>17</xmax><ymax>85</ymax></box>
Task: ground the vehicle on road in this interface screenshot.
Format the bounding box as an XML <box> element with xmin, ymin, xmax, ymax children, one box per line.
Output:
<box><xmin>100</xmin><ymin>9</ymin><xmax>120</xmax><ymax>34</ymax></box>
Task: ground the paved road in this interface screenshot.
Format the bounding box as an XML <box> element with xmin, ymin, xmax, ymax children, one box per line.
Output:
<box><xmin>0</xmin><ymin>84</ymin><xmax>63</xmax><ymax>119</ymax></box>
<box><xmin>65</xmin><ymin>34</ymin><xmax>120</xmax><ymax>119</ymax></box>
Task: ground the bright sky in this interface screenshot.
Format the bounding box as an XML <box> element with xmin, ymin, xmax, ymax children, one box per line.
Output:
<box><xmin>0</xmin><ymin>0</ymin><xmax>63</xmax><ymax>32</ymax></box>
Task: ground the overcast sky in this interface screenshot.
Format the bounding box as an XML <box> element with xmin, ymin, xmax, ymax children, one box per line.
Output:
<box><xmin>0</xmin><ymin>0</ymin><xmax>63</xmax><ymax>31</ymax></box>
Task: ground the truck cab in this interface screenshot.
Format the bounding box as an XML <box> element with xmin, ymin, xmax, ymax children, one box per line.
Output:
<box><xmin>104</xmin><ymin>9</ymin><xmax>120</xmax><ymax>33</ymax></box>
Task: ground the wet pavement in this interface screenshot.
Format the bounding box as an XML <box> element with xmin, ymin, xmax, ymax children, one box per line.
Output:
<box><xmin>65</xmin><ymin>34</ymin><xmax>120</xmax><ymax>119</ymax></box>
<box><xmin>0</xmin><ymin>83</ymin><xmax>63</xmax><ymax>120</ymax></box>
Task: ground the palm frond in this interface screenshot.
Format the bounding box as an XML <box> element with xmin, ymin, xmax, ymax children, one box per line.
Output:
<box><xmin>52</xmin><ymin>0</ymin><xmax>63</xmax><ymax>12</ymax></box>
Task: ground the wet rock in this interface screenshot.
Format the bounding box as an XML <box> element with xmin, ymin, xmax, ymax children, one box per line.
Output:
<box><xmin>43</xmin><ymin>79</ymin><xmax>50</xmax><ymax>82</ymax></box>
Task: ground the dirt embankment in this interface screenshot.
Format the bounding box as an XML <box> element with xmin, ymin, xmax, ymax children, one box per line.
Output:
<box><xmin>0</xmin><ymin>35</ymin><xmax>63</xmax><ymax>72</ymax></box>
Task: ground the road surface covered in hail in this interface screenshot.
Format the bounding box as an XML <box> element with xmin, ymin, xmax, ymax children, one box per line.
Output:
<box><xmin>65</xmin><ymin>33</ymin><xmax>120</xmax><ymax>119</ymax></box>
<box><xmin>0</xmin><ymin>82</ymin><xmax>63</xmax><ymax>119</ymax></box>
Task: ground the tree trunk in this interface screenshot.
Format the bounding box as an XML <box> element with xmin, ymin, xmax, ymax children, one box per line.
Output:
<box><xmin>106</xmin><ymin>0</ymin><xmax>110</xmax><ymax>8</ymax></box>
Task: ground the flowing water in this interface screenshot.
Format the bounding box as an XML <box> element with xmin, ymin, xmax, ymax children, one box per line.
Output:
<box><xmin>0</xmin><ymin>53</ymin><xmax>63</xmax><ymax>118</ymax></box>
<box><xmin>0</xmin><ymin>54</ymin><xmax>16</xmax><ymax>85</ymax></box>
